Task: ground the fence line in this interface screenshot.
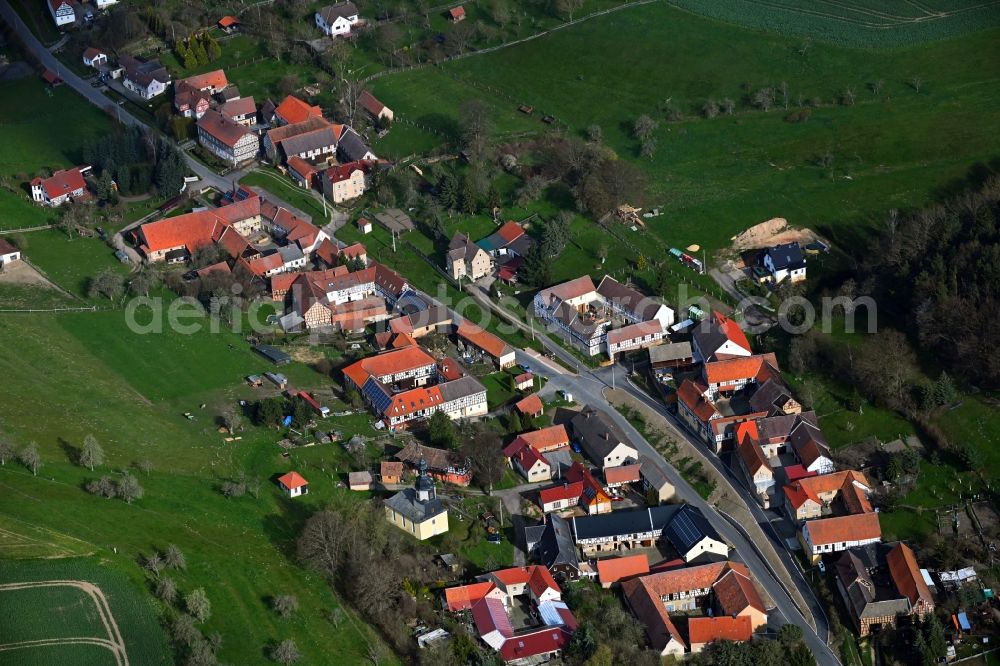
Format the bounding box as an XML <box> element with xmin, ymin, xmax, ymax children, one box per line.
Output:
<box><xmin>0</xmin><ymin>306</ymin><xmax>102</xmax><ymax>313</ymax></box>
<box><xmin>0</xmin><ymin>225</ymin><xmax>54</xmax><ymax>235</ymax></box>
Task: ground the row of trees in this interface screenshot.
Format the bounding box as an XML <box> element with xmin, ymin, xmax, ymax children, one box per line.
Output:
<box><xmin>175</xmin><ymin>31</ymin><xmax>222</xmax><ymax>71</ymax></box>
<box><xmin>845</xmin><ymin>173</ymin><xmax>1000</xmax><ymax>388</ymax></box>
<box><xmin>81</xmin><ymin>126</ymin><xmax>186</xmax><ymax>198</ymax></box>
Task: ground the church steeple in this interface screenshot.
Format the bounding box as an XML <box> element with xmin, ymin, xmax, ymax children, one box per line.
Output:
<box><xmin>415</xmin><ymin>457</ymin><xmax>435</xmax><ymax>502</ymax></box>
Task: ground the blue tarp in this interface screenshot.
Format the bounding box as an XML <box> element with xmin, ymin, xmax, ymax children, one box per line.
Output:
<box><xmin>282</xmin><ymin>415</ymin><xmax>293</xmax><ymax>427</ymax></box>
<box><xmin>957</xmin><ymin>611</ymin><xmax>971</xmax><ymax>631</ymax></box>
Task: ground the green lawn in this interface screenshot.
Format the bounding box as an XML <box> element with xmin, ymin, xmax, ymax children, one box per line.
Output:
<box><xmin>0</xmin><ymin>642</ymin><xmax>120</xmax><ymax>666</ymax></box>
<box><xmin>0</xmin><ymin>558</ymin><xmax>171</xmax><ymax>666</ymax></box>
<box><xmin>21</xmin><ymin>229</ymin><xmax>131</xmax><ymax>300</ymax></box>
<box><xmin>241</xmin><ymin>170</ymin><xmax>329</xmax><ymax>222</ymax></box>
<box><xmin>0</xmin><ymin>79</ymin><xmax>114</xmax><ymax>231</ymax></box>
<box><xmin>0</xmin><ymin>313</ymin><xmax>390</xmax><ymax>664</ymax></box>
<box><xmin>372</xmin><ymin>3</ymin><xmax>1000</xmax><ymax>254</ymax></box>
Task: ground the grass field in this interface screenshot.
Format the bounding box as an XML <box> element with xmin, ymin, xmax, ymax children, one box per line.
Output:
<box><xmin>371</xmin><ymin>3</ymin><xmax>1000</xmax><ymax>254</ymax></box>
<box><xmin>0</xmin><ymin>79</ymin><xmax>113</xmax><ymax>231</ymax></box>
<box><xmin>0</xmin><ymin>558</ymin><xmax>171</xmax><ymax>666</ymax></box>
<box><xmin>669</xmin><ymin>0</ymin><xmax>1000</xmax><ymax>47</ymax></box>
<box><xmin>0</xmin><ymin>311</ymin><xmax>392</xmax><ymax>664</ymax></box>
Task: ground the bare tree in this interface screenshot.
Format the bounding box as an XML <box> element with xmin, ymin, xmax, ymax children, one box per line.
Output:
<box><xmin>462</xmin><ymin>426</ymin><xmax>505</xmax><ymax>494</ymax></box>
<box><xmin>118</xmin><ymin>471</ymin><xmax>144</xmax><ymax>504</ymax></box>
<box><xmin>587</xmin><ymin>124</ymin><xmax>602</xmax><ymax>143</ymax></box>
<box><xmin>86</xmin><ymin>476</ymin><xmax>118</xmax><ymax>499</ymax></box>
<box><xmin>632</xmin><ymin>114</ymin><xmax>657</xmax><ymax>141</ymax></box>
<box><xmin>185</xmin><ymin>588</ymin><xmax>212</xmax><ymax>623</ymax></box>
<box><xmin>639</xmin><ymin>138</ymin><xmax>657</xmax><ymax>159</ymax></box>
<box><xmin>297</xmin><ymin>510</ymin><xmax>347</xmax><ymax>579</ymax></box>
<box><xmin>155</xmin><ymin>577</ymin><xmax>178</xmax><ymax>604</ymax></box>
<box><xmin>0</xmin><ymin>437</ymin><xmax>14</xmax><ymax>465</ymax></box>
<box><xmin>164</xmin><ymin>544</ymin><xmax>186</xmax><ymax>570</ymax></box>
<box><xmin>272</xmin><ymin>594</ymin><xmax>300</xmax><ymax>618</ymax></box>
<box><xmin>143</xmin><ymin>553</ymin><xmax>165</xmax><ymax>578</ymax></box>
<box><xmin>780</xmin><ymin>81</ymin><xmax>789</xmax><ymax>109</ymax></box>
<box><xmin>136</xmin><ymin>458</ymin><xmax>154</xmax><ymax>475</ymax></box>
<box><xmin>721</xmin><ymin>98</ymin><xmax>735</xmax><ymax>115</ymax></box>
<box><xmin>871</xmin><ymin>79</ymin><xmax>884</xmax><ymax>95</ymax></box>
<box><xmin>459</xmin><ymin>99</ymin><xmax>493</xmax><ymax>162</ymax></box>
<box><xmin>270</xmin><ymin>639</ymin><xmax>301</xmax><ymax>664</ymax></box>
<box><xmin>79</xmin><ymin>434</ymin><xmax>104</xmax><ymax>471</ymax></box>
<box><xmin>702</xmin><ymin>99</ymin><xmax>719</xmax><ymax>119</ymax></box>
<box><xmin>220</xmin><ymin>406</ymin><xmax>242</xmax><ymax>434</ymax></box>
<box><xmin>19</xmin><ymin>443</ymin><xmax>41</xmax><ymax>476</ymax></box>
<box><xmin>909</xmin><ymin>76</ymin><xmax>922</xmax><ymax>93</ymax></box>
<box><xmin>751</xmin><ymin>87</ymin><xmax>775</xmax><ymax>112</ymax></box>
<box><xmin>842</xmin><ymin>86</ymin><xmax>856</xmax><ymax>106</ymax></box>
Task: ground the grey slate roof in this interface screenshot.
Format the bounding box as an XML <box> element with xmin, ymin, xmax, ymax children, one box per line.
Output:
<box><xmin>279</xmin><ymin>126</ymin><xmax>337</xmax><ymax>158</ymax></box>
<box><xmin>279</xmin><ymin>244</ymin><xmax>304</xmax><ymax>263</ymax></box>
<box><xmin>596</xmin><ymin>275</ymin><xmax>664</xmax><ymax>321</ymax></box>
<box><xmin>572</xmin><ymin>505</ymin><xmax>680</xmax><ymax>542</ymax></box>
<box><xmin>648</xmin><ymin>341</ymin><xmax>693</xmax><ymax>365</ymax></box>
<box><xmin>528</xmin><ymin>514</ymin><xmax>579</xmax><ymax>572</ymax></box>
<box><xmin>639</xmin><ymin>455</ymin><xmax>672</xmax><ymax>491</ymax></box>
<box><xmin>448</xmin><ymin>232</ymin><xmax>482</xmax><ymax>264</ymax></box>
<box><xmin>337</xmin><ymin>128</ymin><xmax>373</xmax><ymax>163</ymax></box>
<box><xmin>748</xmin><ymin>378</ymin><xmax>795</xmax><ymax>415</ymax></box>
<box><xmin>437</xmin><ymin>375</ymin><xmax>487</xmax><ymax>403</ymax></box>
<box><xmin>384</xmin><ymin>487</ymin><xmax>446</xmax><ymax>524</ymax></box>
<box><xmin>317</xmin><ymin>2</ymin><xmax>358</xmax><ymax>23</ymax></box>
<box><xmin>765</xmin><ymin>242</ymin><xmax>805</xmax><ymax>270</ymax></box>
<box><xmin>570</xmin><ymin>406</ymin><xmax>636</xmax><ymax>464</ymax></box>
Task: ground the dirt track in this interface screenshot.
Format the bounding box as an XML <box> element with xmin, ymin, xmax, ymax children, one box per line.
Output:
<box><xmin>0</xmin><ymin>580</ymin><xmax>129</xmax><ymax>666</ymax></box>
<box><xmin>730</xmin><ymin>217</ymin><xmax>823</xmax><ymax>251</ymax></box>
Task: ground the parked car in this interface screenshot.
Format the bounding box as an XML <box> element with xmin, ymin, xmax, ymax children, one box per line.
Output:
<box><xmin>487</xmin><ymin>534</ymin><xmax>502</xmax><ymax>544</ymax></box>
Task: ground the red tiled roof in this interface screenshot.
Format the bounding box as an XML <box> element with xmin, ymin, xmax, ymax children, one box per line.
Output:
<box><xmin>515</xmin><ymin>394</ymin><xmax>544</xmax><ymax>416</ymax></box>
<box><xmin>456</xmin><ymin>320</ymin><xmax>513</xmax><ymax>360</ymax></box>
<box><xmin>274</xmin><ymin>95</ymin><xmax>323</xmax><ymax>124</ymax></box>
<box><xmin>496</xmin><ymin>221</ymin><xmax>524</xmax><ymax>243</ymax></box>
<box><xmin>139</xmin><ymin>209</ymin><xmax>223</xmax><ymax>255</ymax></box>
<box><xmin>604</xmin><ymin>463</ymin><xmax>641</xmax><ymax>485</ymax></box>
<box><xmin>625</xmin><ymin>561</ymin><xmax>749</xmax><ymax>599</ymax></box>
<box><xmin>676</xmin><ymin>379</ymin><xmax>717</xmax><ymax>422</ymax></box>
<box><xmin>449</xmin><ymin>6</ymin><xmax>465</xmax><ymax>19</ymax></box>
<box><xmin>712</xmin><ymin>568</ymin><xmax>766</xmax><ymax>615</ymax></box>
<box><xmin>687</xmin><ymin>616</ymin><xmax>753</xmax><ymax>646</ymax></box>
<box><xmin>83</xmin><ymin>47</ymin><xmax>104</xmax><ymax>60</ymax></box>
<box><xmin>565</xmin><ymin>462</ymin><xmax>609</xmax><ymax>508</ymax></box>
<box><xmin>703</xmin><ymin>352</ymin><xmax>779</xmax><ymax>385</ymax></box>
<box><xmin>198</xmin><ymin>109</ymin><xmax>252</xmax><ymax>148</ymax></box>
<box><xmin>538</xmin><ymin>481</ymin><xmax>583</xmax><ymax>506</ymax></box>
<box><xmin>221</xmin><ymin>96</ymin><xmax>257</xmax><ymax>119</ymax></box>
<box><xmin>33</xmin><ymin>167</ymin><xmax>86</xmax><ymax>200</ymax></box>
<box><xmin>737</xmin><ymin>435</ymin><xmax>769</xmax><ymax>477</ymax></box>
<box><xmin>597</xmin><ymin>554</ymin><xmax>650</xmax><ymax>586</ymax></box>
<box><xmin>804</xmin><ymin>512</ymin><xmax>882</xmax><ymax>546</ymax></box>
<box><xmin>512</xmin><ymin>425</ymin><xmax>569</xmax><ymax>452</ymax></box>
<box><xmin>380</xmin><ymin>460</ymin><xmax>403</xmax><ymax>478</ymax></box>
<box><xmin>607</xmin><ymin>320</ymin><xmax>663</xmax><ymax>346</ymax></box>
<box><xmin>887</xmin><ymin>542</ymin><xmax>933</xmax><ymax>609</ymax></box>
<box><xmin>438</xmin><ymin>356</ymin><xmax>465</xmax><ymax>381</ymax></box>
<box><xmin>445</xmin><ymin>581</ymin><xmax>496</xmax><ymax>611</ymax></box>
<box><xmin>178</xmin><ymin>69</ymin><xmax>228</xmax><ymax>91</ymax></box>
<box><xmin>342</xmin><ymin>345</ymin><xmax>437</xmax><ymax>388</ymax></box>
<box><xmin>512</xmin><ymin>445</ymin><xmax>549</xmax><ymax>474</ymax></box>
<box><xmin>784</xmin><ymin>464</ymin><xmax>816</xmax><ymax>483</ymax></box>
<box><xmin>313</xmin><ymin>238</ymin><xmax>339</xmax><ymax>266</ymax></box>
<box><xmin>327</xmin><ymin>159</ymin><xmax>373</xmax><ymax>183</ymax></box>
<box><xmin>195</xmin><ymin>261</ymin><xmax>231</xmax><ymax>278</ymax></box>
<box><xmin>340</xmin><ymin>242</ymin><xmax>366</xmax><ymax>260</ymax></box>
<box><xmin>622</xmin><ymin>576</ymin><xmax>685</xmax><ymax>652</ymax></box>
<box><xmin>277</xmin><ymin>471</ymin><xmax>308</xmax><ymax>489</ymax></box>
<box><xmin>41</xmin><ymin>68</ymin><xmax>61</xmax><ymax>85</ymax></box>
<box><xmin>537</xmin><ymin>275</ymin><xmax>596</xmax><ymax>305</ymax></box>
<box><xmin>357</xmin><ymin>90</ymin><xmax>386</xmax><ymax>116</ymax></box>
<box><xmin>714</xmin><ymin>310</ymin><xmax>752</xmax><ymax>354</ymax></box>
<box><xmin>514</xmin><ymin>372</ymin><xmax>533</xmax><ymax>385</ymax></box>
<box><xmin>218</xmin><ymin>15</ymin><xmax>239</xmax><ymax>27</ymax></box>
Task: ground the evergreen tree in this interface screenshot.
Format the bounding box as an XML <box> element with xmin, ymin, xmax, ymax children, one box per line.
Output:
<box><xmin>438</xmin><ymin>174</ymin><xmax>457</xmax><ymax>209</ymax></box>
<box><xmin>427</xmin><ymin>410</ymin><xmax>457</xmax><ymax>448</ymax></box>
<box><xmin>206</xmin><ymin>36</ymin><xmax>222</xmax><ymax>61</ymax></box>
<box><xmin>183</xmin><ymin>48</ymin><xmax>198</xmax><ymax>71</ymax></box>
<box><xmin>486</xmin><ymin>184</ymin><xmax>501</xmax><ymax>211</ymax></box>
<box><xmin>924</xmin><ymin>614</ymin><xmax>946</xmax><ymax>663</ymax></box>
<box><xmin>519</xmin><ymin>244</ymin><xmax>552</xmax><ymax>289</ymax></box>
<box><xmin>191</xmin><ymin>38</ymin><xmax>209</xmax><ymax>66</ymax></box>
<box><xmin>933</xmin><ymin>371</ymin><xmax>957</xmax><ymax>406</ymax></box>
<box><xmin>460</xmin><ymin>177</ymin><xmax>477</xmax><ymax>214</ymax></box>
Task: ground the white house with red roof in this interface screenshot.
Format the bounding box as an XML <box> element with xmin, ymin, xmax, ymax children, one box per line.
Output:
<box><xmin>47</xmin><ymin>0</ymin><xmax>75</xmax><ymax>26</ymax></box>
<box><xmin>30</xmin><ymin>166</ymin><xmax>91</xmax><ymax>207</ymax></box>
<box><xmin>357</xmin><ymin>90</ymin><xmax>393</xmax><ymax>122</ymax></box>
<box><xmin>277</xmin><ymin>471</ymin><xmax>309</xmax><ymax>497</ymax></box>
<box><xmin>691</xmin><ymin>311</ymin><xmax>752</xmax><ymax>363</ymax></box>
<box><xmin>321</xmin><ymin>160</ymin><xmax>372</xmax><ymax>203</ymax></box>
<box><xmin>197</xmin><ymin>110</ymin><xmax>260</xmax><ymax>165</ymax></box>
<box><xmin>0</xmin><ymin>239</ymin><xmax>21</xmax><ymax>267</ymax></box>
<box><xmin>82</xmin><ymin>47</ymin><xmax>107</xmax><ymax>68</ymax></box>
<box><xmin>445</xmin><ymin>566</ymin><xmax>578</xmax><ymax>664</ymax></box>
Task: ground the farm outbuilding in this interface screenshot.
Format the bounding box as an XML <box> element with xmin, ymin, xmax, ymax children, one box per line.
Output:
<box><xmin>349</xmin><ymin>471</ymin><xmax>373</xmax><ymax>491</ymax></box>
<box><xmin>255</xmin><ymin>344</ymin><xmax>291</xmax><ymax>365</ymax></box>
<box><xmin>277</xmin><ymin>471</ymin><xmax>309</xmax><ymax>497</ymax></box>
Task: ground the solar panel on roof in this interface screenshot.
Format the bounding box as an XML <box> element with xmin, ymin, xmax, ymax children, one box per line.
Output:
<box><xmin>670</xmin><ymin>510</ymin><xmax>703</xmax><ymax>551</ymax></box>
